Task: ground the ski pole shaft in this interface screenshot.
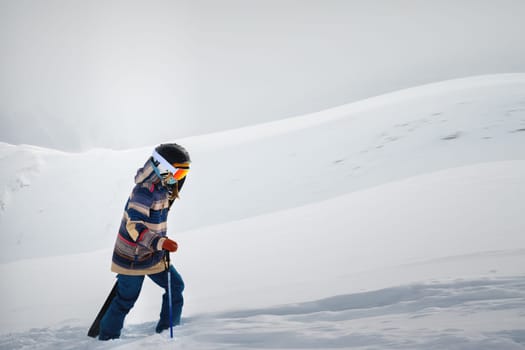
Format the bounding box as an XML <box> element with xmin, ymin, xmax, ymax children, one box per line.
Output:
<box><xmin>166</xmin><ymin>251</ymin><xmax>174</xmax><ymax>338</ymax></box>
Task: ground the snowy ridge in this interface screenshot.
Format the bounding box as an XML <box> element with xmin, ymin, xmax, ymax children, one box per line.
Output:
<box><xmin>182</xmin><ymin>73</ymin><xmax>525</xmax><ymax>150</ymax></box>
<box><xmin>1</xmin><ymin>75</ymin><xmax>525</xmax><ymax>349</ymax></box>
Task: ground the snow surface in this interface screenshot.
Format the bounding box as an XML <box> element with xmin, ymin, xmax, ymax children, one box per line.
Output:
<box><xmin>1</xmin><ymin>75</ymin><xmax>525</xmax><ymax>349</ymax></box>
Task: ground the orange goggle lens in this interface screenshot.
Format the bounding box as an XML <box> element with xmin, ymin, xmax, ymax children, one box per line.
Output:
<box><xmin>172</xmin><ymin>168</ymin><xmax>189</xmax><ymax>181</ymax></box>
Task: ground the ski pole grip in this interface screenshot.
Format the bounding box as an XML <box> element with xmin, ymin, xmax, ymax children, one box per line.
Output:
<box><xmin>165</xmin><ymin>250</ymin><xmax>171</xmax><ymax>267</ymax></box>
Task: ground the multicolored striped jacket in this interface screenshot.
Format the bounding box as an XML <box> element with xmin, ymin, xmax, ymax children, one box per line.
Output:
<box><xmin>111</xmin><ymin>159</ymin><xmax>172</xmax><ymax>275</ymax></box>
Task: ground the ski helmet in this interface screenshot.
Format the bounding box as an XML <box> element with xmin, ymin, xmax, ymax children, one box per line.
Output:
<box><xmin>151</xmin><ymin>143</ymin><xmax>191</xmax><ymax>194</ymax></box>
<box><xmin>154</xmin><ymin>143</ymin><xmax>191</xmax><ymax>165</ymax></box>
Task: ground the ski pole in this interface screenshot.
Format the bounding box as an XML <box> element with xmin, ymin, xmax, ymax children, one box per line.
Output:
<box><xmin>166</xmin><ymin>251</ymin><xmax>174</xmax><ymax>339</ymax></box>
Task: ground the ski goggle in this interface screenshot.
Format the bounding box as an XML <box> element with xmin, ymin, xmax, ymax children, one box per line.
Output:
<box><xmin>152</xmin><ymin>150</ymin><xmax>190</xmax><ymax>185</ymax></box>
<box><xmin>158</xmin><ymin>163</ymin><xmax>189</xmax><ymax>185</ymax></box>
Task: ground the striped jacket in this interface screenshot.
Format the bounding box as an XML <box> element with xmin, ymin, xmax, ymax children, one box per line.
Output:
<box><xmin>111</xmin><ymin>159</ymin><xmax>172</xmax><ymax>275</ymax></box>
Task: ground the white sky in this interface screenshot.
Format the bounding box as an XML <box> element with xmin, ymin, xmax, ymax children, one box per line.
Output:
<box><xmin>1</xmin><ymin>0</ymin><xmax>525</xmax><ymax>151</ymax></box>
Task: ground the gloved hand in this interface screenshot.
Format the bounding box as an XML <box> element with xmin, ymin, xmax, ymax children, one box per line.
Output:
<box><xmin>162</xmin><ymin>237</ymin><xmax>178</xmax><ymax>252</ymax></box>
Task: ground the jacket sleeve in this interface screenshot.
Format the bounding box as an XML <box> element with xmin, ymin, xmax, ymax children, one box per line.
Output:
<box><xmin>125</xmin><ymin>186</ymin><xmax>163</xmax><ymax>250</ymax></box>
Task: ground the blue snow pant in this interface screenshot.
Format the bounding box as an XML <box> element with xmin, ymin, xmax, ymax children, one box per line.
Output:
<box><xmin>99</xmin><ymin>265</ymin><xmax>184</xmax><ymax>340</ymax></box>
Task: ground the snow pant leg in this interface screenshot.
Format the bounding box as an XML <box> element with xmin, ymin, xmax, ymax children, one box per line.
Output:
<box><xmin>148</xmin><ymin>265</ymin><xmax>185</xmax><ymax>328</ymax></box>
<box><xmin>99</xmin><ymin>274</ymin><xmax>145</xmax><ymax>340</ymax></box>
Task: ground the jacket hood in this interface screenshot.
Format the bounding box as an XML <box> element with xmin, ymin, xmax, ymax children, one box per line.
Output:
<box><xmin>134</xmin><ymin>158</ymin><xmax>159</xmax><ymax>185</ymax></box>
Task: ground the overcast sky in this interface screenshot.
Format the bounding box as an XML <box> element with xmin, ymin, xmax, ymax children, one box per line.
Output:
<box><xmin>1</xmin><ymin>0</ymin><xmax>524</xmax><ymax>151</ymax></box>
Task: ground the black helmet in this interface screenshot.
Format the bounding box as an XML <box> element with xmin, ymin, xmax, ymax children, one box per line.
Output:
<box><xmin>154</xmin><ymin>143</ymin><xmax>191</xmax><ymax>165</ymax></box>
<box><xmin>151</xmin><ymin>143</ymin><xmax>191</xmax><ymax>198</ymax></box>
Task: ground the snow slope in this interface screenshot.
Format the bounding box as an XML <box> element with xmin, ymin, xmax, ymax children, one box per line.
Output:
<box><xmin>1</xmin><ymin>74</ymin><xmax>524</xmax><ymax>262</ymax></box>
<box><xmin>1</xmin><ymin>75</ymin><xmax>525</xmax><ymax>349</ymax></box>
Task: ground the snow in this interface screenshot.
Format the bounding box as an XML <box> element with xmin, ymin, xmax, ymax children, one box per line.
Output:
<box><xmin>1</xmin><ymin>75</ymin><xmax>525</xmax><ymax>349</ymax></box>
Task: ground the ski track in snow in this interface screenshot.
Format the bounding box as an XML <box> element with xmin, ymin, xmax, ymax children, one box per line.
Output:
<box><xmin>2</xmin><ymin>275</ymin><xmax>525</xmax><ymax>350</ymax></box>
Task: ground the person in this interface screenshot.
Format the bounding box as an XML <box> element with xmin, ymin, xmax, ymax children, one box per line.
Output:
<box><xmin>99</xmin><ymin>143</ymin><xmax>191</xmax><ymax>341</ymax></box>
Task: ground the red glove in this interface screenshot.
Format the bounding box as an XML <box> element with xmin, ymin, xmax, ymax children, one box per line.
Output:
<box><xmin>162</xmin><ymin>238</ymin><xmax>178</xmax><ymax>252</ymax></box>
